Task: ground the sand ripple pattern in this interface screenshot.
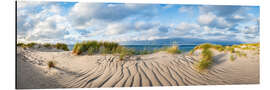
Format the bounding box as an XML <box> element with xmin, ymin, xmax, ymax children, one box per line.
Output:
<box><xmin>61</xmin><ymin>55</ymin><xmax>230</xmax><ymax>87</ymax></box>
<box><xmin>18</xmin><ymin>48</ymin><xmax>258</xmax><ymax>88</ymax></box>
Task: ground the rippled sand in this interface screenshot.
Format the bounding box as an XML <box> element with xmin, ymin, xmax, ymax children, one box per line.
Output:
<box><xmin>16</xmin><ymin>47</ymin><xmax>259</xmax><ymax>89</ymax></box>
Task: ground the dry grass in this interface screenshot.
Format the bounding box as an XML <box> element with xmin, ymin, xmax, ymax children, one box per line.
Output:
<box><xmin>190</xmin><ymin>43</ymin><xmax>224</xmax><ymax>55</ymax></box>
<box><xmin>55</xmin><ymin>43</ymin><xmax>69</xmax><ymax>51</ymax></box>
<box><xmin>191</xmin><ymin>43</ymin><xmax>258</xmax><ymax>71</ymax></box>
<box><xmin>155</xmin><ymin>43</ymin><xmax>181</xmax><ymax>54</ymax></box>
<box><xmin>47</xmin><ymin>61</ymin><xmax>56</xmax><ymax>69</ymax></box>
<box><xmin>196</xmin><ymin>48</ymin><xmax>213</xmax><ymax>71</ymax></box>
<box><xmin>166</xmin><ymin>45</ymin><xmax>182</xmax><ymax>54</ymax></box>
<box><xmin>230</xmin><ymin>55</ymin><xmax>236</xmax><ymax>61</ymax></box>
<box><xmin>17</xmin><ymin>42</ymin><xmax>69</xmax><ymax>51</ymax></box>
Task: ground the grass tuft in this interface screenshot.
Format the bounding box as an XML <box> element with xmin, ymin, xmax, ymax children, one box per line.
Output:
<box><xmin>47</xmin><ymin>61</ymin><xmax>56</xmax><ymax>69</ymax></box>
<box><xmin>155</xmin><ymin>43</ymin><xmax>181</xmax><ymax>54</ymax></box>
<box><xmin>196</xmin><ymin>48</ymin><xmax>213</xmax><ymax>71</ymax></box>
<box><xmin>230</xmin><ymin>55</ymin><xmax>236</xmax><ymax>61</ymax></box>
<box><xmin>166</xmin><ymin>45</ymin><xmax>182</xmax><ymax>54</ymax></box>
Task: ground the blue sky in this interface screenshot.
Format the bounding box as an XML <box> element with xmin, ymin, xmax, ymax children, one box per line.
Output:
<box><xmin>17</xmin><ymin>1</ymin><xmax>260</xmax><ymax>44</ymax></box>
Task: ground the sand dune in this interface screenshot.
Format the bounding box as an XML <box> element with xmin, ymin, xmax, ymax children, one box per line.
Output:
<box><xmin>16</xmin><ymin>47</ymin><xmax>259</xmax><ymax>88</ymax></box>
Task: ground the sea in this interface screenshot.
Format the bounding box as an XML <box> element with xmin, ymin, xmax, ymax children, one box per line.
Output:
<box><xmin>67</xmin><ymin>45</ymin><xmax>197</xmax><ymax>52</ymax></box>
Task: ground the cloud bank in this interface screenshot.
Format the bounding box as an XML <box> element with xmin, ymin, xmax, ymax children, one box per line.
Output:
<box><xmin>17</xmin><ymin>1</ymin><xmax>260</xmax><ymax>44</ymax></box>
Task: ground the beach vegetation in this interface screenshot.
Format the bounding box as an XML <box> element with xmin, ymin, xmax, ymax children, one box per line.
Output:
<box><xmin>43</xmin><ymin>43</ymin><xmax>52</xmax><ymax>48</ymax></box>
<box><xmin>225</xmin><ymin>47</ymin><xmax>235</xmax><ymax>53</ymax></box>
<box><xmin>154</xmin><ymin>44</ymin><xmax>181</xmax><ymax>54</ymax></box>
<box><xmin>196</xmin><ymin>48</ymin><xmax>213</xmax><ymax>71</ymax></box>
<box><xmin>17</xmin><ymin>43</ymin><xmax>25</xmax><ymax>47</ymax></box>
<box><xmin>166</xmin><ymin>45</ymin><xmax>181</xmax><ymax>54</ymax></box>
<box><xmin>119</xmin><ymin>53</ymin><xmax>125</xmax><ymax>61</ymax></box>
<box><xmin>47</xmin><ymin>61</ymin><xmax>56</xmax><ymax>69</ymax></box>
<box><xmin>55</xmin><ymin>43</ymin><xmax>69</xmax><ymax>51</ymax></box>
<box><xmin>230</xmin><ymin>55</ymin><xmax>236</xmax><ymax>61</ymax></box>
<box><xmin>190</xmin><ymin>43</ymin><xmax>225</xmax><ymax>55</ymax></box>
<box><xmin>72</xmin><ymin>41</ymin><xmax>125</xmax><ymax>55</ymax></box>
<box><xmin>17</xmin><ymin>43</ymin><xmax>27</xmax><ymax>48</ymax></box>
<box><xmin>26</xmin><ymin>42</ymin><xmax>37</xmax><ymax>48</ymax></box>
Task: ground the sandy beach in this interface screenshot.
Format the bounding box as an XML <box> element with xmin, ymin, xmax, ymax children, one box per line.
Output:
<box><xmin>16</xmin><ymin>46</ymin><xmax>259</xmax><ymax>89</ymax></box>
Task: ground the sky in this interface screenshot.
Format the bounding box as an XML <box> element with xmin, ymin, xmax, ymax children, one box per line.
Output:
<box><xmin>17</xmin><ymin>1</ymin><xmax>260</xmax><ymax>44</ymax></box>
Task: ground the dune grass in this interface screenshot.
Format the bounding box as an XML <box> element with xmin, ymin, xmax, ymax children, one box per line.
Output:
<box><xmin>196</xmin><ymin>48</ymin><xmax>213</xmax><ymax>71</ymax></box>
<box><xmin>17</xmin><ymin>43</ymin><xmax>27</xmax><ymax>48</ymax></box>
<box><xmin>55</xmin><ymin>43</ymin><xmax>69</xmax><ymax>51</ymax></box>
<box><xmin>43</xmin><ymin>43</ymin><xmax>52</xmax><ymax>48</ymax></box>
<box><xmin>47</xmin><ymin>61</ymin><xmax>56</xmax><ymax>69</ymax></box>
<box><xmin>72</xmin><ymin>41</ymin><xmax>121</xmax><ymax>55</ymax></box>
<box><xmin>230</xmin><ymin>55</ymin><xmax>236</xmax><ymax>61</ymax></box>
<box><xmin>26</xmin><ymin>42</ymin><xmax>37</xmax><ymax>48</ymax></box>
<box><xmin>154</xmin><ymin>44</ymin><xmax>181</xmax><ymax>54</ymax></box>
<box><xmin>189</xmin><ymin>43</ymin><xmax>224</xmax><ymax>55</ymax></box>
<box><xmin>17</xmin><ymin>42</ymin><xmax>69</xmax><ymax>51</ymax></box>
<box><xmin>166</xmin><ymin>45</ymin><xmax>182</xmax><ymax>54</ymax></box>
<box><xmin>17</xmin><ymin>42</ymin><xmax>38</xmax><ymax>48</ymax></box>
<box><xmin>225</xmin><ymin>46</ymin><xmax>235</xmax><ymax>53</ymax></box>
<box><xmin>17</xmin><ymin>43</ymin><xmax>25</xmax><ymax>47</ymax></box>
<box><xmin>72</xmin><ymin>41</ymin><xmax>138</xmax><ymax>61</ymax></box>
<box><xmin>191</xmin><ymin>43</ymin><xmax>258</xmax><ymax>71</ymax></box>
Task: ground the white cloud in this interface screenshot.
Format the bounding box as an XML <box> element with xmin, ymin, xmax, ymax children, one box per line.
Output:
<box><xmin>17</xmin><ymin>1</ymin><xmax>46</xmax><ymax>9</ymax></box>
<box><xmin>16</xmin><ymin>2</ymin><xmax>259</xmax><ymax>44</ymax></box>
<box><xmin>25</xmin><ymin>15</ymin><xmax>69</xmax><ymax>43</ymax></box>
<box><xmin>105</xmin><ymin>23</ymin><xmax>129</xmax><ymax>35</ymax></box>
<box><xmin>198</xmin><ymin>13</ymin><xmax>216</xmax><ymax>25</ymax></box>
<box><xmin>68</xmin><ymin>3</ymin><xmax>158</xmax><ymax>29</ymax></box>
<box><xmin>233</xmin><ymin>14</ymin><xmax>245</xmax><ymax>19</ymax></box>
<box><xmin>175</xmin><ymin>22</ymin><xmax>200</xmax><ymax>31</ymax></box>
<box><xmin>179</xmin><ymin>6</ymin><xmax>193</xmax><ymax>13</ymax></box>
